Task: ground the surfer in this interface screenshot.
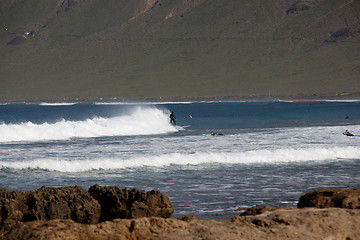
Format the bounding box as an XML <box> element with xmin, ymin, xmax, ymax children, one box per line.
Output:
<box><xmin>170</xmin><ymin>111</ymin><xmax>176</xmax><ymax>125</ymax></box>
<box><xmin>210</xmin><ymin>131</ymin><xmax>223</xmax><ymax>136</ymax></box>
<box><xmin>343</xmin><ymin>130</ymin><xmax>354</xmax><ymax>136</ymax></box>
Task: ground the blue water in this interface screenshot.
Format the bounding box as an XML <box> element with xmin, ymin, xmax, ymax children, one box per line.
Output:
<box><xmin>0</xmin><ymin>100</ymin><xmax>359</xmax><ymax>220</ymax></box>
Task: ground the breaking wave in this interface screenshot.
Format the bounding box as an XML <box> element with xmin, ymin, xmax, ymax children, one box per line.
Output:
<box><xmin>0</xmin><ymin>106</ymin><xmax>177</xmax><ymax>142</ymax></box>
<box><xmin>1</xmin><ymin>146</ymin><xmax>359</xmax><ymax>172</ymax></box>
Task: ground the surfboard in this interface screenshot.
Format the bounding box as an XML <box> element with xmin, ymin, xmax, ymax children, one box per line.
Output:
<box><xmin>174</xmin><ymin>125</ymin><xmax>191</xmax><ymax>131</ymax></box>
<box><xmin>202</xmin><ymin>133</ymin><xmax>224</xmax><ymax>136</ymax></box>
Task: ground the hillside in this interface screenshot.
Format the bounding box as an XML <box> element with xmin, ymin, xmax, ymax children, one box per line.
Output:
<box><xmin>0</xmin><ymin>0</ymin><xmax>360</xmax><ymax>102</ymax></box>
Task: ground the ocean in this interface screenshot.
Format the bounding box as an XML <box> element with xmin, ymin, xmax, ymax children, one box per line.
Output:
<box><xmin>0</xmin><ymin>100</ymin><xmax>359</xmax><ymax>220</ymax></box>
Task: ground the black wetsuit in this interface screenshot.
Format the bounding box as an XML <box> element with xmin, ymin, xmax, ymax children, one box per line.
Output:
<box><xmin>170</xmin><ymin>112</ymin><xmax>176</xmax><ymax>125</ymax></box>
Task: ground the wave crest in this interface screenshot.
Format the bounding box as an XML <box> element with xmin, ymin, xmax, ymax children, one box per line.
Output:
<box><xmin>0</xmin><ymin>106</ymin><xmax>177</xmax><ymax>142</ymax></box>
<box><xmin>1</xmin><ymin>146</ymin><xmax>359</xmax><ymax>172</ymax></box>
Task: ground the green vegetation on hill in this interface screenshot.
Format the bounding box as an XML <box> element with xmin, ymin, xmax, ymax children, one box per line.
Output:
<box><xmin>0</xmin><ymin>0</ymin><xmax>359</xmax><ymax>102</ymax></box>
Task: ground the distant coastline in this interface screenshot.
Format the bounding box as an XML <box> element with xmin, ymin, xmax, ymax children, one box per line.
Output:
<box><xmin>2</xmin><ymin>0</ymin><xmax>359</xmax><ymax>108</ymax></box>
<box><xmin>1</xmin><ymin>93</ymin><xmax>360</xmax><ymax>104</ymax></box>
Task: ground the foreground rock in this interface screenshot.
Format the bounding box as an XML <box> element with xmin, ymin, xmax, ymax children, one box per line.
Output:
<box><xmin>240</xmin><ymin>206</ymin><xmax>279</xmax><ymax>216</ymax></box>
<box><xmin>0</xmin><ymin>185</ymin><xmax>173</xmax><ymax>226</ymax></box>
<box><xmin>88</xmin><ymin>184</ymin><xmax>174</xmax><ymax>221</ymax></box>
<box><xmin>298</xmin><ymin>188</ymin><xmax>360</xmax><ymax>209</ymax></box>
<box><xmin>0</xmin><ymin>186</ymin><xmax>101</xmax><ymax>225</ymax></box>
<box><xmin>1</xmin><ymin>208</ymin><xmax>359</xmax><ymax>240</ymax></box>
<box><xmin>1</xmin><ymin>187</ymin><xmax>360</xmax><ymax>239</ymax></box>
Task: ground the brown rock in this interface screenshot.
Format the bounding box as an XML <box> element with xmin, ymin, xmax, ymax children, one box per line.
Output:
<box><xmin>177</xmin><ymin>215</ymin><xmax>201</xmax><ymax>222</ymax></box>
<box><xmin>229</xmin><ymin>208</ymin><xmax>360</xmax><ymax>240</ymax></box>
<box><xmin>297</xmin><ymin>188</ymin><xmax>360</xmax><ymax>209</ymax></box>
<box><xmin>2</xmin><ymin>187</ymin><xmax>360</xmax><ymax>239</ymax></box>
<box><xmin>240</xmin><ymin>206</ymin><xmax>278</xmax><ymax>216</ymax></box>
<box><xmin>1</xmin><ymin>208</ymin><xmax>359</xmax><ymax>240</ymax></box>
<box><xmin>88</xmin><ymin>184</ymin><xmax>173</xmax><ymax>221</ymax></box>
<box><xmin>0</xmin><ymin>189</ymin><xmax>25</xmax><ymax>225</ymax></box>
<box><xmin>24</xmin><ymin>186</ymin><xmax>101</xmax><ymax>224</ymax></box>
<box><xmin>0</xmin><ymin>186</ymin><xmax>101</xmax><ymax>225</ymax></box>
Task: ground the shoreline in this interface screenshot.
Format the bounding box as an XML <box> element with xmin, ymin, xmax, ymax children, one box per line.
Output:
<box><xmin>0</xmin><ymin>91</ymin><xmax>360</xmax><ymax>104</ymax></box>
<box><xmin>1</xmin><ymin>95</ymin><xmax>360</xmax><ymax>104</ymax></box>
<box><xmin>0</xmin><ymin>186</ymin><xmax>359</xmax><ymax>239</ymax></box>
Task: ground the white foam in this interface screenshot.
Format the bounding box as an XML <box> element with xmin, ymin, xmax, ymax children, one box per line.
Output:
<box><xmin>39</xmin><ymin>102</ymin><xmax>78</xmax><ymax>106</ymax></box>
<box><xmin>322</xmin><ymin>99</ymin><xmax>360</xmax><ymax>102</ymax></box>
<box><xmin>94</xmin><ymin>101</ymin><xmax>193</xmax><ymax>105</ymax></box>
<box><xmin>2</xmin><ymin>146</ymin><xmax>359</xmax><ymax>172</ymax></box>
<box><xmin>0</xmin><ymin>106</ymin><xmax>177</xmax><ymax>142</ymax></box>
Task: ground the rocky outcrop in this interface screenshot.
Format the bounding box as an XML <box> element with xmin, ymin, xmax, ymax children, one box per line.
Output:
<box><xmin>23</xmin><ymin>186</ymin><xmax>101</xmax><ymax>224</ymax></box>
<box><xmin>297</xmin><ymin>188</ymin><xmax>360</xmax><ymax>208</ymax></box>
<box><xmin>0</xmin><ymin>185</ymin><xmax>173</xmax><ymax>226</ymax></box>
<box><xmin>286</xmin><ymin>0</ymin><xmax>326</xmax><ymax>15</ymax></box>
<box><xmin>1</xmin><ymin>208</ymin><xmax>359</xmax><ymax>240</ymax></box>
<box><xmin>0</xmin><ymin>186</ymin><xmax>101</xmax><ymax>225</ymax></box>
<box><xmin>240</xmin><ymin>206</ymin><xmax>279</xmax><ymax>216</ymax></box>
<box><xmin>88</xmin><ymin>184</ymin><xmax>174</xmax><ymax>221</ymax></box>
<box><xmin>325</xmin><ymin>27</ymin><xmax>354</xmax><ymax>43</ymax></box>
<box><xmin>0</xmin><ymin>189</ymin><xmax>25</xmax><ymax>225</ymax></box>
<box><xmin>1</xmin><ymin>187</ymin><xmax>360</xmax><ymax>239</ymax></box>
<box><xmin>230</xmin><ymin>208</ymin><xmax>360</xmax><ymax>240</ymax></box>
<box><xmin>55</xmin><ymin>0</ymin><xmax>89</xmax><ymax>12</ymax></box>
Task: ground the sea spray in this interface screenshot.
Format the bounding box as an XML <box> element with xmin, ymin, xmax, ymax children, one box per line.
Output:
<box><xmin>0</xmin><ymin>106</ymin><xmax>177</xmax><ymax>142</ymax></box>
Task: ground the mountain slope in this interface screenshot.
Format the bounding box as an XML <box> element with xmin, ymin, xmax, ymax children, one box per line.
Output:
<box><xmin>0</xmin><ymin>0</ymin><xmax>359</xmax><ymax>102</ymax></box>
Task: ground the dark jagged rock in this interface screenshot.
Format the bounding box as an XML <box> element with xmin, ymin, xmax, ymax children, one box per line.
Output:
<box><xmin>88</xmin><ymin>184</ymin><xmax>174</xmax><ymax>222</ymax></box>
<box><xmin>286</xmin><ymin>4</ymin><xmax>309</xmax><ymax>15</ymax></box>
<box><xmin>297</xmin><ymin>188</ymin><xmax>360</xmax><ymax>209</ymax></box>
<box><xmin>1</xmin><ymin>185</ymin><xmax>174</xmax><ymax>226</ymax></box>
<box><xmin>56</xmin><ymin>0</ymin><xmax>91</xmax><ymax>13</ymax></box>
<box><xmin>0</xmin><ymin>189</ymin><xmax>26</xmax><ymax>225</ymax></box>
<box><xmin>286</xmin><ymin>0</ymin><xmax>315</xmax><ymax>15</ymax></box>
<box><xmin>23</xmin><ymin>186</ymin><xmax>101</xmax><ymax>224</ymax></box>
<box><xmin>325</xmin><ymin>28</ymin><xmax>354</xmax><ymax>43</ymax></box>
<box><xmin>0</xmin><ymin>186</ymin><xmax>101</xmax><ymax>225</ymax></box>
<box><xmin>177</xmin><ymin>215</ymin><xmax>201</xmax><ymax>222</ymax></box>
<box><xmin>240</xmin><ymin>206</ymin><xmax>278</xmax><ymax>216</ymax></box>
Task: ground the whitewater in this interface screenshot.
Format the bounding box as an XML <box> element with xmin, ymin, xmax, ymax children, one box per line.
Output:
<box><xmin>0</xmin><ymin>106</ymin><xmax>178</xmax><ymax>142</ymax></box>
<box><xmin>0</xmin><ymin>101</ymin><xmax>359</xmax><ymax>220</ymax></box>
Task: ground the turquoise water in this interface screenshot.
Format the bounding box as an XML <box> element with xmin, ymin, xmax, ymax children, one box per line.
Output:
<box><xmin>0</xmin><ymin>100</ymin><xmax>359</xmax><ymax>220</ymax></box>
